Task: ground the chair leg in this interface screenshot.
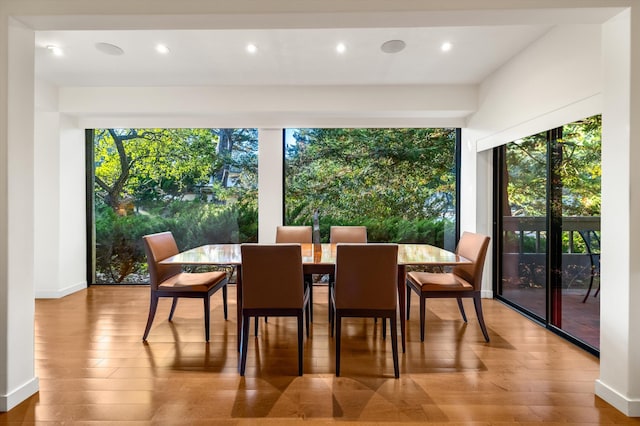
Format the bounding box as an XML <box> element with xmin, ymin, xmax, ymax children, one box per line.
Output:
<box><xmin>390</xmin><ymin>313</ymin><xmax>399</xmax><ymax>378</ymax></box>
<box><xmin>240</xmin><ymin>314</ymin><xmax>250</xmax><ymax>376</ymax></box>
<box><xmin>328</xmin><ymin>278</ymin><xmax>334</xmax><ymax>325</ymax></box>
<box><xmin>335</xmin><ymin>313</ymin><xmax>342</xmax><ymax>377</ymax></box>
<box><xmin>305</xmin><ymin>274</ymin><xmax>313</xmax><ymax>322</ymax></box>
<box><xmin>142</xmin><ymin>295</ymin><xmax>159</xmax><ymax>341</ymax></box>
<box><xmin>406</xmin><ymin>283</ymin><xmax>411</xmax><ymax>320</ymax></box>
<box><xmin>456</xmin><ymin>297</ymin><xmax>468</xmax><ymax>322</ymax></box>
<box><xmin>305</xmin><ymin>301</ymin><xmax>311</xmax><ymax>338</ymax></box>
<box><xmin>203</xmin><ymin>295</ymin><xmax>211</xmax><ymax>342</ymax></box>
<box><xmin>168</xmin><ymin>297</ymin><xmax>178</xmax><ymax>321</ymax></box>
<box><xmin>473</xmin><ymin>295</ymin><xmax>490</xmax><ymax>342</ymax></box>
<box><xmin>382</xmin><ymin>317</ymin><xmax>387</xmax><ymax>340</ymax></box>
<box><xmin>297</xmin><ymin>313</ymin><xmax>304</xmax><ymax>376</ymax></box>
<box><xmin>222</xmin><ymin>285</ymin><xmax>228</xmax><ymax>319</ymax></box>
<box><xmin>419</xmin><ymin>294</ymin><xmax>426</xmax><ymax>342</ymax></box>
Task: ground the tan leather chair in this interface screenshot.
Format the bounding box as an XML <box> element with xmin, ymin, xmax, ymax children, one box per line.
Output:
<box><xmin>330</xmin><ymin>225</ymin><xmax>367</xmax><ymax>244</ymax></box>
<box><xmin>328</xmin><ymin>226</ymin><xmax>368</xmax><ymax>322</ymax></box>
<box><xmin>406</xmin><ymin>232</ymin><xmax>491</xmax><ymax>342</ymax></box>
<box><xmin>239</xmin><ymin>244</ymin><xmax>310</xmax><ymax>376</ymax></box>
<box><xmin>142</xmin><ymin>231</ymin><xmax>228</xmax><ymax>342</ymax></box>
<box><xmin>331</xmin><ymin>243</ymin><xmax>399</xmax><ymax>378</ymax></box>
<box><xmin>275</xmin><ymin>226</ymin><xmax>314</xmax><ymax>322</ymax></box>
<box><xmin>276</xmin><ymin>225</ymin><xmax>312</xmax><ymax>243</ymax></box>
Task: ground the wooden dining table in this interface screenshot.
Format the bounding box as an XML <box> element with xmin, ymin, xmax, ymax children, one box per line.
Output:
<box><xmin>160</xmin><ymin>242</ymin><xmax>470</xmax><ymax>352</ymax></box>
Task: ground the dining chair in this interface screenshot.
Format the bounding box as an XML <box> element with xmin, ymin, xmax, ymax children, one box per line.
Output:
<box><xmin>331</xmin><ymin>243</ymin><xmax>399</xmax><ymax>378</ymax></box>
<box><xmin>142</xmin><ymin>231</ymin><xmax>228</xmax><ymax>342</ymax></box>
<box><xmin>276</xmin><ymin>226</ymin><xmax>314</xmax><ymax>322</ymax></box>
<box><xmin>328</xmin><ymin>226</ymin><xmax>368</xmax><ymax>323</ymax></box>
<box><xmin>406</xmin><ymin>231</ymin><xmax>491</xmax><ymax>342</ymax></box>
<box><xmin>330</xmin><ymin>225</ymin><xmax>367</xmax><ymax>244</ymax></box>
<box><xmin>239</xmin><ymin>243</ymin><xmax>310</xmax><ymax>376</ymax></box>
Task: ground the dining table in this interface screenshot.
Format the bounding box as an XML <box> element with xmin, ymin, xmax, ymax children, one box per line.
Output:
<box><xmin>160</xmin><ymin>242</ymin><xmax>471</xmax><ymax>353</ymax></box>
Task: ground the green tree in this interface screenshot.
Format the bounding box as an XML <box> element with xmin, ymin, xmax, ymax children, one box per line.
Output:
<box><xmin>285</xmin><ymin>128</ymin><xmax>457</xmax><ymax>227</ymax></box>
<box><xmin>94</xmin><ymin>128</ymin><xmax>216</xmax><ymax>211</ymax></box>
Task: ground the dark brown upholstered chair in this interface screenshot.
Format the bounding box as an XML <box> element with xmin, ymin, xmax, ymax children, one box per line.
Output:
<box><xmin>331</xmin><ymin>243</ymin><xmax>399</xmax><ymax>378</ymax></box>
<box><xmin>328</xmin><ymin>226</ymin><xmax>368</xmax><ymax>322</ymax></box>
<box><xmin>142</xmin><ymin>231</ymin><xmax>228</xmax><ymax>342</ymax></box>
<box><xmin>276</xmin><ymin>226</ymin><xmax>314</xmax><ymax>322</ymax></box>
<box><xmin>406</xmin><ymin>231</ymin><xmax>491</xmax><ymax>342</ymax></box>
<box><xmin>239</xmin><ymin>244</ymin><xmax>310</xmax><ymax>376</ymax></box>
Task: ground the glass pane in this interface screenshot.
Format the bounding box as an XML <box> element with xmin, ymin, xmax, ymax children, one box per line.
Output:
<box><xmin>93</xmin><ymin>128</ymin><xmax>258</xmax><ymax>284</ymax></box>
<box><xmin>284</xmin><ymin>128</ymin><xmax>457</xmax><ymax>249</ymax></box>
<box><xmin>559</xmin><ymin>116</ymin><xmax>601</xmax><ymax>349</ymax></box>
<box><xmin>500</xmin><ymin>131</ymin><xmax>548</xmax><ymax>319</ymax></box>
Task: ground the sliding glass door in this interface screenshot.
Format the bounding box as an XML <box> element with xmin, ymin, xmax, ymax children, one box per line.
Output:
<box><xmin>495</xmin><ymin>116</ymin><xmax>601</xmax><ymax>353</ymax></box>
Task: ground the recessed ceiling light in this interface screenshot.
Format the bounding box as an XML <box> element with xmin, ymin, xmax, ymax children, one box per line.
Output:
<box><xmin>155</xmin><ymin>44</ymin><xmax>170</xmax><ymax>54</ymax></box>
<box><xmin>46</xmin><ymin>45</ymin><xmax>63</xmax><ymax>56</ymax></box>
<box><xmin>381</xmin><ymin>39</ymin><xmax>406</xmax><ymax>54</ymax></box>
<box><xmin>336</xmin><ymin>43</ymin><xmax>346</xmax><ymax>54</ymax></box>
<box><xmin>441</xmin><ymin>41</ymin><xmax>453</xmax><ymax>52</ymax></box>
<box><xmin>95</xmin><ymin>42</ymin><xmax>124</xmax><ymax>56</ymax></box>
<box><xmin>246</xmin><ymin>43</ymin><xmax>257</xmax><ymax>54</ymax></box>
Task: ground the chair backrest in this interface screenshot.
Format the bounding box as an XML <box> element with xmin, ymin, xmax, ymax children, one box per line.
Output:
<box><xmin>276</xmin><ymin>225</ymin><xmax>312</xmax><ymax>243</ymax></box>
<box><xmin>452</xmin><ymin>232</ymin><xmax>491</xmax><ymax>291</ymax></box>
<box><xmin>334</xmin><ymin>243</ymin><xmax>398</xmax><ymax>310</ymax></box>
<box><xmin>241</xmin><ymin>244</ymin><xmax>304</xmax><ymax>309</ymax></box>
<box><xmin>142</xmin><ymin>231</ymin><xmax>182</xmax><ymax>290</ymax></box>
<box><xmin>330</xmin><ymin>226</ymin><xmax>367</xmax><ymax>243</ymax></box>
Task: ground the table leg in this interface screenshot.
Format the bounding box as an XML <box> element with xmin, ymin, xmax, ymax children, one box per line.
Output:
<box><xmin>236</xmin><ymin>265</ymin><xmax>243</xmax><ymax>352</ymax></box>
<box><xmin>398</xmin><ymin>265</ymin><xmax>406</xmax><ymax>353</ymax></box>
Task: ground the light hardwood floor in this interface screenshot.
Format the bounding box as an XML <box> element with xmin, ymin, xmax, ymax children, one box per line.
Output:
<box><xmin>1</xmin><ymin>284</ymin><xmax>638</xmax><ymax>424</ymax></box>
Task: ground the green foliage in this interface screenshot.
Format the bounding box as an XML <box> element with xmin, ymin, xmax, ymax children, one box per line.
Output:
<box><xmin>93</xmin><ymin>128</ymin><xmax>258</xmax><ymax>283</ymax></box>
<box><xmin>505</xmin><ymin>115</ymin><xmax>601</xmax><ymax>217</ymax></box>
<box><xmin>285</xmin><ymin>128</ymin><xmax>457</xmax><ymax>228</ymax></box>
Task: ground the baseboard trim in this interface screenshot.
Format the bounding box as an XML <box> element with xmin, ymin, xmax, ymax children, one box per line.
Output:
<box><xmin>35</xmin><ymin>281</ymin><xmax>87</xmax><ymax>299</ymax></box>
<box><xmin>595</xmin><ymin>379</ymin><xmax>640</xmax><ymax>417</ymax></box>
<box><xmin>0</xmin><ymin>376</ymin><xmax>39</xmax><ymax>412</ymax></box>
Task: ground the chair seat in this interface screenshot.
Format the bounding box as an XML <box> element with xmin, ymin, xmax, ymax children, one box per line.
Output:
<box><xmin>159</xmin><ymin>271</ymin><xmax>227</xmax><ymax>291</ymax></box>
<box><xmin>407</xmin><ymin>271</ymin><xmax>473</xmax><ymax>292</ymax></box>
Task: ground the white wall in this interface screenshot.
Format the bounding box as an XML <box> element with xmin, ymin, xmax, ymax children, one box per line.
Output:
<box><xmin>0</xmin><ymin>17</ymin><xmax>39</xmax><ymax>412</ymax></box>
<box><xmin>465</xmin><ymin>12</ymin><xmax>640</xmax><ymax>417</ymax></box>
<box><xmin>34</xmin><ymin>82</ymin><xmax>86</xmax><ymax>298</ymax></box>
<box><xmin>57</xmin><ymin>114</ymin><xmax>86</xmax><ymax>297</ymax></box>
<box><xmin>257</xmin><ymin>129</ymin><xmax>284</xmax><ymax>243</ymax></box>
<box><xmin>471</xmin><ymin>25</ymin><xmax>603</xmax><ymax>150</ymax></box>
<box><xmin>595</xmin><ymin>8</ymin><xmax>640</xmax><ymax>416</ymax></box>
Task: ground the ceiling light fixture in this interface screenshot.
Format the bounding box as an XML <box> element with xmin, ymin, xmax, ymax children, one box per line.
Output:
<box><xmin>46</xmin><ymin>45</ymin><xmax>63</xmax><ymax>56</ymax></box>
<box><xmin>336</xmin><ymin>42</ymin><xmax>346</xmax><ymax>54</ymax></box>
<box><xmin>95</xmin><ymin>42</ymin><xmax>124</xmax><ymax>56</ymax></box>
<box><xmin>246</xmin><ymin>43</ymin><xmax>257</xmax><ymax>54</ymax></box>
<box><xmin>155</xmin><ymin>44</ymin><xmax>170</xmax><ymax>54</ymax></box>
<box><xmin>381</xmin><ymin>39</ymin><xmax>406</xmax><ymax>54</ymax></box>
<box><xmin>441</xmin><ymin>41</ymin><xmax>453</xmax><ymax>52</ymax></box>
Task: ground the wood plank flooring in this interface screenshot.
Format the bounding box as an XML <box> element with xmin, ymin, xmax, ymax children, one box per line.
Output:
<box><xmin>1</xmin><ymin>284</ymin><xmax>637</xmax><ymax>424</ymax></box>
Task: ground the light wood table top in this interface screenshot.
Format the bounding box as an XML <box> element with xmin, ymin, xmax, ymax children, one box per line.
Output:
<box><xmin>161</xmin><ymin>242</ymin><xmax>470</xmax><ymax>353</ymax></box>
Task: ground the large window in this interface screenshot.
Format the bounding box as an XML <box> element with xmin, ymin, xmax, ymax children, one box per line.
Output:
<box><xmin>284</xmin><ymin>128</ymin><xmax>458</xmax><ymax>248</ymax></box>
<box><xmin>495</xmin><ymin>115</ymin><xmax>601</xmax><ymax>352</ymax></box>
<box><xmin>90</xmin><ymin>128</ymin><xmax>258</xmax><ymax>284</ymax></box>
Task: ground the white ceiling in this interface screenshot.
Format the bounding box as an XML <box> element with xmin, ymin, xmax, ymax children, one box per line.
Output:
<box><xmin>35</xmin><ymin>26</ymin><xmax>552</xmax><ymax>87</ymax></box>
